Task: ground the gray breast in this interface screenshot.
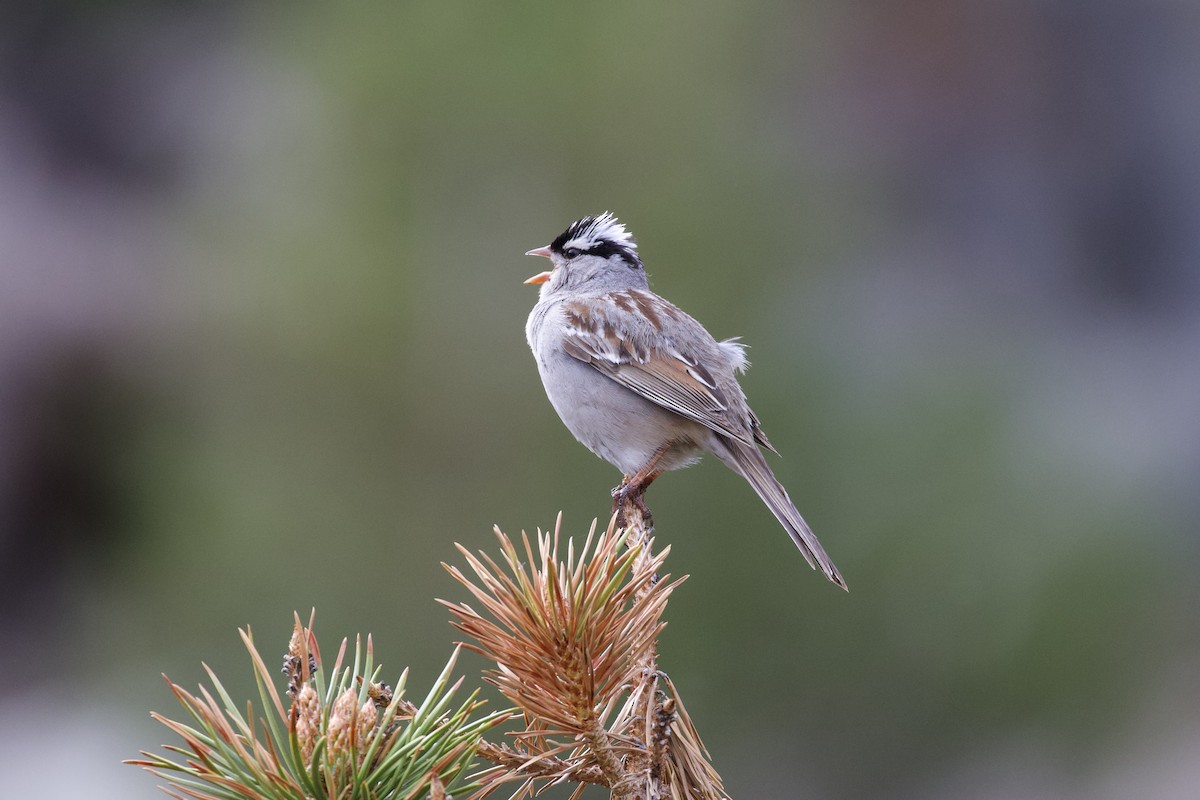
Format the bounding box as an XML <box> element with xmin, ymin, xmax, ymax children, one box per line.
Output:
<box><xmin>526</xmin><ymin>300</ymin><xmax>707</xmax><ymax>475</ymax></box>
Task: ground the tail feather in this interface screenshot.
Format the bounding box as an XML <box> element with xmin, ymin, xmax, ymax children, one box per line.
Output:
<box><xmin>720</xmin><ymin>441</ymin><xmax>847</xmax><ymax>590</ymax></box>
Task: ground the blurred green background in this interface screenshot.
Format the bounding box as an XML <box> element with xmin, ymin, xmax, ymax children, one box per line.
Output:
<box><xmin>2</xmin><ymin>2</ymin><xmax>1198</xmax><ymax>797</ymax></box>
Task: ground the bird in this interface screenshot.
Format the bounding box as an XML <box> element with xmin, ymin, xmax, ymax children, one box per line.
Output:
<box><xmin>523</xmin><ymin>213</ymin><xmax>845</xmax><ymax>589</ymax></box>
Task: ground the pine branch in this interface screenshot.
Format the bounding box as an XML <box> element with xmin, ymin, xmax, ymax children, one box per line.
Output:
<box><xmin>446</xmin><ymin>499</ymin><xmax>729</xmax><ymax>800</ymax></box>
<box><xmin>131</xmin><ymin>497</ymin><xmax>732</xmax><ymax>800</ymax></box>
<box><xmin>128</xmin><ymin>614</ymin><xmax>512</xmax><ymax>800</ymax></box>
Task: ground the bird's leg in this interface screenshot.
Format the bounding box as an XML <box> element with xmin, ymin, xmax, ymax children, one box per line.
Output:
<box><xmin>612</xmin><ymin>445</ymin><xmax>671</xmax><ymax>533</ymax></box>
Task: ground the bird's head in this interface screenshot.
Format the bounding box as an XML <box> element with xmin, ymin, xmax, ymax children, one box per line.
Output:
<box><xmin>525</xmin><ymin>213</ymin><xmax>647</xmax><ymax>294</ymax></box>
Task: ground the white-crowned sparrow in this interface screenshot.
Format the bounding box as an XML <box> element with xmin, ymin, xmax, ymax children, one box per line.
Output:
<box><xmin>524</xmin><ymin>213</ymin><xmax>845</xmax><ymax>589</ymax></box>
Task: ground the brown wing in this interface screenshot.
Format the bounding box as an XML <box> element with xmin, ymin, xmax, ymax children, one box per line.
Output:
<box><xmin>749</xmin><ymin>408</ymin><xmax>779</xmax><ymax>455</ymax></box>
<box><xmin>560</xmin><ymin>293</ymin><xmax>757</xmax><ymax>448</ymax></box>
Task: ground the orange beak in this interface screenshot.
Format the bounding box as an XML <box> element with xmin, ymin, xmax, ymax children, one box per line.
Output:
<box><xmin>524</xmin><ymin>245</ymin><xmax>554</xmax><ymax>284</ymax></box>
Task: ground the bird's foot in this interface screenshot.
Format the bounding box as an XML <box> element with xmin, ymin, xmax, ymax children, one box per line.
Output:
<box><xmin>612</xmin><ymin>478</ymin><xmax>654</xmax><ymax>535</ymax></box>
<box><xmin>632</xmin><ymin>493</ymin><xmax>654</xmax><ymax>531</ymax></box>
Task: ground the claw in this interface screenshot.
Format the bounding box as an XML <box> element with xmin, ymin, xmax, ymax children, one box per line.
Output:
<box><xmin>612</xmin><ymin>477</ymin><xmax>656</xmax><ymax>533</ymax></box>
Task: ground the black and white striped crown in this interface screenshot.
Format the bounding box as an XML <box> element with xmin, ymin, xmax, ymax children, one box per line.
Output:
<box><xmin>551</xmin><ymin>212</ymin><xmax>640</xmax><ymax>262</ymax></box>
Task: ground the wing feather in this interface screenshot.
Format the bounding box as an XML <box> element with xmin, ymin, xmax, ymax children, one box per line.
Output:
<box><xmin>560</xmin><ymin>294</ymin><xmax>758</xmax><ymax>448</ymax></box>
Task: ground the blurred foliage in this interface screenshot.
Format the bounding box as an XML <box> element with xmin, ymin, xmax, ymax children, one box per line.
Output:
<box><xmin>4</xmin><ymin>2</ymin><xmax>1196</xmax><ymax>799</ymax></box>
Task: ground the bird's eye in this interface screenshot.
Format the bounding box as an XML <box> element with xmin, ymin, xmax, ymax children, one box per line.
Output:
<box><xmin>563</xmin><ymin>247</ymin><xmax>582</xmax><ymax>259</ymax></box>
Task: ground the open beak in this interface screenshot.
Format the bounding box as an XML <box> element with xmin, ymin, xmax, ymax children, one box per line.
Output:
<box><xmin>524</xmin><ymin>245</ymin><xmax>554</xmax><ymax>284</ymax></box>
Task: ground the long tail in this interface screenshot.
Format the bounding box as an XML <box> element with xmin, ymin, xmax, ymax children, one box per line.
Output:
<box><xmin>719</xmin><ymin>440</ymin><xmax>847</xmax><ymax>590</ymax></box>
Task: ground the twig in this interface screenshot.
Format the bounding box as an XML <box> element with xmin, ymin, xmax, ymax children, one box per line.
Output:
<box><xmin>614</xmin><ymin>495</ymin><xmax>668</xmax><ymax>800</ymax></box>
<box><xmin>475</xmin><ymin>741</ymin><xmax>606</xmax><ymax>786</ymax></box>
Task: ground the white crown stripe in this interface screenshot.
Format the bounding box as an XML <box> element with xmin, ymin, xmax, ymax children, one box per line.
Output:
<box><xmin>569</xmin><ymin>212</ymin><xmax>638</xmax><ymax>251</ymax></box>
